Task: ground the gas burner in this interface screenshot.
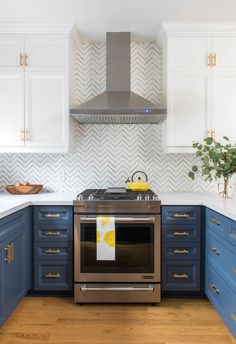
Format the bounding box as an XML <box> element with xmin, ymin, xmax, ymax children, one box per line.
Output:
<box><xmin>76</xmin><ymin>188</ymin><xmax>159</xmax><ymax>201</ymax></box>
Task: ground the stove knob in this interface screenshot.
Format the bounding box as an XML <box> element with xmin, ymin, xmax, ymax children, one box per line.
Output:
<box><xmin>152</xmin><ymin>195</ymin><xmax>158</xmax><ymax>201</ymax></box>
<box><xmin>77</xmin><ymin>194</ymin><xmax>83</xmax><ymax>200</ymax></box>
<box><xmin>145</xmin><ymin>195</ymin><xmax>150</xmax><ymax>201</ymax></box>
<box><xmin>137</xmin><ymin>194</ymin><xmax>142</xmax><ymax>201</ymax></box>
<box><xmin>88</xmin><ymin>194</ymin><xmax>94</xmax><ymax>200</ymax></box>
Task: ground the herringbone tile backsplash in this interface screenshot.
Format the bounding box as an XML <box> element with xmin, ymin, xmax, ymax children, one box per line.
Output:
<box><xmin>0</xmin><ymin>42</ymin><xmax>214</xmax><ymax>194</ymax></box>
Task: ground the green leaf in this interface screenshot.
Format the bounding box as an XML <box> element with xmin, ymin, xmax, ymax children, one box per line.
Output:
<box><xmin>203</xmin><ymin>167</ymin><xmax>210</xmax><ymax>175</ymax></box>
<box><xmin>192</xmin><ymin>165</ymin><xmax>198</xmax><ymax>172</ymax></box>
<box><xmin>188</xmin><ymin>171</ymin><xmax>195</xmax><ymax>180</ymax></box>
<box><xmin>196</xmin><ymin>151</ymin><xmax>202</xmax><ymax>157</ymax></box>
<box><xmin>223</xmin><ymin>136</ymin><xmax>229</xmax><ymax>141</ymax></box>
<box><xmin>205</xmin><ymin>137</ymin><xmax>213</xmax><ymax>145</ymax></box>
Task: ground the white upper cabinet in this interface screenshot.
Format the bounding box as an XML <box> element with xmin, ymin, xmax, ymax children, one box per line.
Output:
<box><xmin>25</xmin><ymin>36</ymin><xmax>68</xmax><ymax>71</ymax></box>
<box><xmin>212</xmin><ymin>37</ymin><xmax>236</xmax><ymax>68</ymax></box>
<box><xmin>159</xmin><ymin>23</ymin><xmax>236</xmax><ymax>153</ymax></box>
<box><xmin>0</xmin><ymin>23</ymin><xmax>78</xmax><ymax>153</ymax></box>
<box><xmin>0</xmin><ymin>36</ymin><xmax>24</xmax><ymax>69</ymax></box>
<box><xmin>168</xmin><ymin>37</ymin><xmax>212</xmax><ymax>70</ymax></box>
<box><xmin>24</xmin><ymin>72</ymin><xmax>68</xmax><ymax>148</ymax></box>
<box><xmin>0</xmin><ymin>72</ymin><xmax>24</xmax><ymax>147</ymax></box>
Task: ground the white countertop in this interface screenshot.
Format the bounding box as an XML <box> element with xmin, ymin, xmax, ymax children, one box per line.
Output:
<box><xmin>0</xmin><ymin>191</ymin><xmax>236</xmax><ymax>221</ymax></box>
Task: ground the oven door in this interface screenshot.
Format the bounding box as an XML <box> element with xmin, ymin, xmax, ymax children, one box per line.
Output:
<box><xmin>74</xmin><ymin>215</ymin><xmax>160</xmax><ymax>282</ymax></box>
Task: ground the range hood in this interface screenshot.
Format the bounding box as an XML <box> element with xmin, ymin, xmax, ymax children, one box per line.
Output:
<box><xmin>70</xmin><ymin>32</ymin><xmax>166</xmax><ymax>124</ymax></box>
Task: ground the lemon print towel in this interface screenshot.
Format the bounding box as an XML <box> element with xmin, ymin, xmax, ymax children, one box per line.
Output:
<box><xmin>96</xmin><ymin>216</ymin><xmax>115</xmax><ymax>260</ymax></box>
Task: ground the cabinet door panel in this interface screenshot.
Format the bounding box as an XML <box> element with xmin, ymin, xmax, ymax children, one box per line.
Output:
<box><xmin>212</xmin><ymin>70</ymin><xmax>236</xmax><ymax>142</ymax></box>
<box><xmin>25</xmin><ymin>36</ymin><xmax>67</xmax><ymax>70</ymax></box>
<box><xmin>5</xmin><ymin>229</ymin><xmax>26</xmax><ymax>318</ymax></box>
<box><xmin>168</xmin><ymin>37</ymin><xmax>211</xmax><ymax>70</ymax></box>
<box><xmin>0</xmin><ymin>241</ymin><xmax>4</xmax><ymax>326</ymax></box>
<box><xmin>212</xmin><ymin>37</ymin><xmax>236</xmax><ymax>68</ymax></box>
<box><xmin>167</xmin><ymin>71</ymin><xmax>210</xmax><ymax>146</ymax></box>
<box><xmin>25</xmin><ymin>72</ymin><xmax>68</xmax><ymax>147</ymax></box>
<box><xmin>0</xmin><ymin>72</ymin><xmax>24</xmax><ymax>147</ymax></box>
<box><xmin>0</xmin><ymin>36</ymin><xmax>24</xmax><ymax>69</ymax></box>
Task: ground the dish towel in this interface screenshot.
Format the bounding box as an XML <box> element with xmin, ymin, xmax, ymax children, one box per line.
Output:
<box><xmin>96</xmin><ymin>216</ymin><xmax>116</xmax><ymax>260</ymax></box>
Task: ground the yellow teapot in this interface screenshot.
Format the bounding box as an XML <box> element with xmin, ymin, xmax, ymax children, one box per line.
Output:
<box><xmin>126</xmin><ymin>171</ymin><xmax>150</xmax><ymax>192</ymax></box>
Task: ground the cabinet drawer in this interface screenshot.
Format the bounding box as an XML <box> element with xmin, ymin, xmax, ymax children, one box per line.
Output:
<box><xmin>34</xmin><ymin>207</ymin><xmax>72</xmax><ymax>224</ymax></box>
<box><xmin>206</xmin><ymin>264</ymin><xmax>236</xmax><ymax>338</ymax></box>
<box><xmin>162</xmin><ymin>260</ymin><xmax>200</xmax><ymax>291</ymax></box>
<box><xmin>34</xmin><ymin>242</ymin><xmax>72</xmax><ymax>260</ymax></box>
<box><xmin>34</xmin><ymin>224</ymin><xmax>72</xmax><ymax>241</ymax></box>
<box><xmin>206</xmin><ymin>229</ymin><xmax>236</xmax><ymax>291</ymax></box>
<box><xmin>162</xmin><ymin>206</ymin><xmax>201</xmax><ymax>225</ymax></box>
<box><xmin>162</xmin><ymin>225</ymin><xmax>200</xmax><ymax>242</ymax></box>
<box><xmin>34</xmin><ymin>260</ymin><xmax>72</xmax><ymax>290</ymax></box>
<box><xmin>206</xmin><ymin>208</ymin><xmax>236</xmax><ymax>247</ymax></box>
<box><xmin>162</xmin><ymin>242</ymin><xmax>200</xmax><ymax>260</ymax></box>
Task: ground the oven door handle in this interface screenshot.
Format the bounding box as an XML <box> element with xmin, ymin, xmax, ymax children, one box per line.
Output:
<box><xmin>80</xmin><ymin>285</ymin><xmax>154</xmax><ymax>292</ymax></box>
<box><xmin>79</xmin><ymin>216</ymin><xmax>156</xmax><ymax>223</ymax></box>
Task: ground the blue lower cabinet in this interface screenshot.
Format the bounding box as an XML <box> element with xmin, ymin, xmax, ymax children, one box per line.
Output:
<box><xmin>34</xmin><ymin>206</ymin><xmax>72</xmax><ymax>224</ymax></box>
<box><xmin>0</xmin><ymin>241</ymin><xmax>4</xmax><ymax>326</ymax></box>
<box><xmin>206</xmin><ymin>228</ymin><xmax>236</xmax><ymax>291</ymax></box>
<box><xmin>206</xmin><ymin>264</ymin><xmax>236</xmax><ymax>338</ymax></box>
<box><xmin>162</xmin><ymin>206</ymin><xmax>201</xmax><ymax>225</ymax></box>
<box><xmin>34</xmin><ymin>260</ymin><xmax>73</xmax><ymax>291</ymax></box>
<box><xmin>162</xmin><ymin>260</ymin><xmax>200</xmax><ymax>291</ymax></box>
<box><xmin>34</xmin><ymin>224</ymin><xmax>72</xmax><ymax>242</ymax></box>
<box><xmin>162</xmin><ymin>225</ymin><xmax>201</xmax><ymax>242</ymax></box>
<box><xmin>34</xmin><ymin>242</ymin><xmax>72</xmax><ymax>260</ymax></box>
<box><xmin>0</xmin><ymin>208</ymin><xmax>32</xmax><ymax>326</ymax></box>
<box><xmin>162</xmin><ymin>242</ymin><xmax>200</xmax><ymax>260</ymax></box>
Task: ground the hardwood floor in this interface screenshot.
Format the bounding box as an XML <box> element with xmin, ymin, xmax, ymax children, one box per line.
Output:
<box><xmin>0</xmin><ymin>297</ymin><xmax>235</xmax><ymax>344</ymax></box>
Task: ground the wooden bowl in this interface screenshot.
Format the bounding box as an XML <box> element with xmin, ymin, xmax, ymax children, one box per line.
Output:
<box><xmin>6</xmin><ymin>184</ymin><xmax>43</xmax><ymax>195</ymax></box>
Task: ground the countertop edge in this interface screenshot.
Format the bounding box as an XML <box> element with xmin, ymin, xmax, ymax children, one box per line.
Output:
<box><xmin>0</xmin><ymin>192</ymin><xmax>236</xmax><ymax>222</ymax></box>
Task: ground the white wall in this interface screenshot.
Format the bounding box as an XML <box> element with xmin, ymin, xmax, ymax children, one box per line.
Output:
<box><xmin>0</xmin><ymin>0</ymin><xmax>236</xmax><ymax>41</ymax></box>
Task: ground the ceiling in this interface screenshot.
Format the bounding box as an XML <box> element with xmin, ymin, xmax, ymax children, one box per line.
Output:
<box><xmin>0</xmin><ymin>0</ymin><xmax>236</xmax><ymax>41</ymax></box>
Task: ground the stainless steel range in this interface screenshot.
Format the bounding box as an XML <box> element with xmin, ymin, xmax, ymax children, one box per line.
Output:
<box><xmin>73</xmin><ymin>187</ymin><xmax>161</xmax><ymax>304</ymax></box>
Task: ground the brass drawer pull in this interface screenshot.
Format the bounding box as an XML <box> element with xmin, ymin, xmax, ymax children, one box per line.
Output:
<box><xmin>208</xmin><ymin>283</ymin><xmax>219</xmax><ymax>294</ymax></box>
<box><xmin>210</xmin><ymin>219</ymin><xmax>221</xmax><ymax>226</ymax></box>
<box><xmin>24</xmin><ymin>53</ymin><xmax>28</xmax><ymax>66</ymax></box>
<box><xmin>231</xmin><ymin>313</ymin><xmax>236</xmax><ymax>323</ymax></box>
<box><xmin>45</xmin><ymin>231</ymin><xmax>61</xmax><ymax>236</ymax></box>
<box><xmin>45</xmin><ymin>249</ymin><xmax>61</xmax><ymax>254</ymax></box>
<box><xmin>44</xmin><ymin>213</ymin><xmax>61</xmax><ymax>218</ymax></box>
<box><xmin>232</xmin><ymin>268</ymin><xmax>236</xmax><ymax>275</ymax></box>
<box><xmin>4</xmin><ymin>244</ymin><xmax>12</xmax><ymax>264</ymax></box>
<box><xmin>20</xmin><ymin>53</ymin><xmax>24</xmax><ymax>66</ymax></box>
<box><xmin>208</xmin><ymin>53</ymin><xmax>212</xmax><ymax>67</ymax></box>
<box><xmin>209</xmin><ymin>247</ymin><xmax>220</xmax><ymax>256</ymax></box>
<box><xmin>20</xmin><ymin>129</ymin><xmax>25</xmax><ymax>142</ymax></box>
<box><xmin>173</xmin><ymin>231</ymin><xmax>190</xmax><ymax>236</ymax></box>
<box><xmin>45</xmin><ymin>273</ymin><xmax>61</xmax><ymax>279</ymax></box>
<box><xmin>173</xmin><ymin>249</ymin><xmax>190</xmax><ymax>254</ymax></box>
<box><xmin>173</xmin><ymin>213</ymin><xmax>190</xmax><ymax>218</ymax></box>
<box><xmin>173</xmin><ymin>273</ymin><xmax>189</xmax><ymax>279</ymax></box>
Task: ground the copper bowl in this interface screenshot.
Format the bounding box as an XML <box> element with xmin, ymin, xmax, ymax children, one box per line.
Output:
<box><xmin>6</xmin><ymin>184</ymin><xmax>43</xmax><ymax>195</ymax></box>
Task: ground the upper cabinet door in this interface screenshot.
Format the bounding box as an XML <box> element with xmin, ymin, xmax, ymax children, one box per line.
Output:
<box><xmin>24</xmin><ymin>72</ymin><xmax>68</xmax><ymax>150</ymax></box>
<box><xmin>0</xmin><ymin>36</ymin><xmax>25</xmax><ymax>70</ymax></box>
<box><xmin>166</xmin><ymin>70</ymin><xmax>210</xmax><ymax>148</ymax></box>
<box><xmin>0</xmin><ymin>71</ymin><xmax>25</xmax><ymax>148</ymax></box>
<box><xmin>25</xmin><ymin>36</ymin><xmax>67</xmax><ymax>71</ymax></box>
<box><xmin>212</xmin><ymin>37</ymin><xmax>236</xmax><ymax>68</ymax></box>
<box><xmin>211</xmin><ymin>69</ymin><xmax>236</xmax><ymax>142</ymax></box>
<box><xmin>168</xmin><ymin>37</ymin><xmax>212</xmax><ymax>70</ymax></box>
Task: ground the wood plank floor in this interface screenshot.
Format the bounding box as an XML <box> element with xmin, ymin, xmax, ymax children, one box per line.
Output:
<box><xmin>0</xmin><ymin>297</ymin><xmax>235</xmax><ymax>344</ymax></box>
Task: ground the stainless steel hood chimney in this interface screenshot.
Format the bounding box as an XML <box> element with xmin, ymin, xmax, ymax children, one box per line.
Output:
<box><xmin>70</xmin><ymin>32</ymin><xmax>166</xmax><ymax>124</ymax></box>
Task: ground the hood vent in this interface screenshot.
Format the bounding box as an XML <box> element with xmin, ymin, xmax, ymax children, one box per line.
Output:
<box><xmin>70</xmin><ymin>32</ymin><xmax>166</xmax><ymax>124</ymax></box>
